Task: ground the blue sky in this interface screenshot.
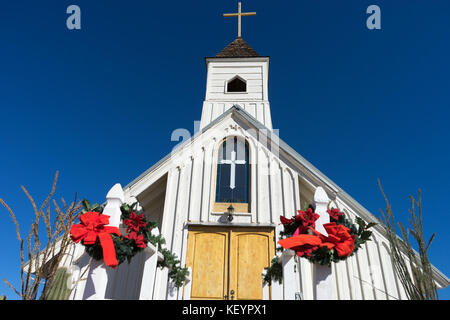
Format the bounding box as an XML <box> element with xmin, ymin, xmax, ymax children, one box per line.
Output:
<box><xmin>0</xmin><ymin>0</ymin><xmax>449</xmax><ymax>299</ymax></box>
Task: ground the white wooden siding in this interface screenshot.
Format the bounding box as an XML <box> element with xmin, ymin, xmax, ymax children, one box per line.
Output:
<box><xmin>201</xmin><ymin>58</ymin><xmax>272</xmax><ymax>130</ymax></box>
<box><xmin>120</xmin><ymin>115</ymin><xmax>436</xmax><ymax>300</ymax></box>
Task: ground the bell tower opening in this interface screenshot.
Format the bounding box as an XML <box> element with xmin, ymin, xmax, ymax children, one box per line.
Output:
<box><xmin>227</xmin><ymin>76</ymin><xmax>247</xmax><ymax>93</ymax></box>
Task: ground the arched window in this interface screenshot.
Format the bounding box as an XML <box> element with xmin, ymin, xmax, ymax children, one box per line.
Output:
<box><xmin>213</xmin><ymin>136</ymin><xmax>250</xmax><ymax>213</ymax></box>
<box><xmin>226</xmin><ymin>76</ymin><xmax>247</xmax><ymax>93</ymax></box>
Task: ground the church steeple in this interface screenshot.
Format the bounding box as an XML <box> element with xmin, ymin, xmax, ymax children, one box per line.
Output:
<box><xmin>199</xmin><ymin>3</ymin><xmax>272</xmax><ymax>131</ymax></box>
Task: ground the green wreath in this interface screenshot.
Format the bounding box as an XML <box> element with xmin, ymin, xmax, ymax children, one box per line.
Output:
<box><xmin>78</xmin><ymin>200</ymin><xmax>189</xmax><ymax>288</ymax></box>
<box><xmin>263</xmin><ymin>205</ymin><xmax>376</xmax><ymax>285</ymax></box>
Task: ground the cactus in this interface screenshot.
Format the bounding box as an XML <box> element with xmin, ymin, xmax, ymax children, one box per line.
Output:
<box><xmin>43</xmin><ymin>267</ymin><xmax>72</xmax><ymax>300</ymax></box>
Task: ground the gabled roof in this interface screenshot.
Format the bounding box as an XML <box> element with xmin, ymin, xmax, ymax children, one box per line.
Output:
<box><xmin>125</xmin><ymin>105</ymin><xmax>449</xmax><ymax>288</ymax></box>
<box><xmin>215</xmin><ymin>37</ymin><xmax>260</xmax><ymax>58</ymax></box>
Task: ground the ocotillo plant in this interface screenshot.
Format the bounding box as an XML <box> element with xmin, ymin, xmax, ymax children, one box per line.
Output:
<box><xmin>0</xmin><ymin>172</ymin><xmax>82</xmax><ymax>300</ymax></box>
<box><xmin>378</xmin><ymin>180</ymin><xmax>439</xmax><ymax>300</ymax></box>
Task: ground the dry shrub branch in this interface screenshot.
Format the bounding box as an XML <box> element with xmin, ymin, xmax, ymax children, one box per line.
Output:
<box><xmin>0</xmin><ymin>172</ymin><xmax>82</xmax><ymax>300</ymax></box>
<box><xmin>378</xmin><ymin>180</ymin><xmax>438</xmax><ymax>300</ymax></box>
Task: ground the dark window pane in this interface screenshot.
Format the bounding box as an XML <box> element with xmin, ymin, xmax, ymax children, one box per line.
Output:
<box><xmin>234</xmin><ymin>165</ymin><xmax>249</xmax><ymax>203</ymax></box>
<box><xmin>216</xmin><ymin>164</ymin><xmax>232</xmax><ymax>202</ymax></box>
<box><xmin>227</xmin><ymin>77</ymin><xmax>246</xmax><ymax>92</ymax></box>
<box><xmin>216</xmin><ymin>137</ymin><xmax>250</xmax><ymax>204</ymax></box>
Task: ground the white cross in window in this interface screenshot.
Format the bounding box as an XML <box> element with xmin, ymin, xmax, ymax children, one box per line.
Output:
<box><xmin>220</xmin><ymin>150</ymin><xmax>246</xmax><ymax>189</ymax></box>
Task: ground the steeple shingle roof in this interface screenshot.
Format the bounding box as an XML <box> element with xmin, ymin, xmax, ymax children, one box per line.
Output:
<box><xmin>216</xmin><ymin>37</ymin><xmax>260</xmax><ymax>58</ymax></box>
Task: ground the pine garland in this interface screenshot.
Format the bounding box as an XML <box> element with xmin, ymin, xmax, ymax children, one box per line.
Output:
<box><xmin>79</xmin><ymin>200</ymin><xmax>189</xmax><ymax>288</ymax></box>
<box><xmin>262</xmin><ymin>256</ymin><xmax>282</xmax><ymax>286</ymax></box>
<box><xmin>263</xmin><ymin>206</ymin><xmax>377</xmax><ymax>285</ymax></box>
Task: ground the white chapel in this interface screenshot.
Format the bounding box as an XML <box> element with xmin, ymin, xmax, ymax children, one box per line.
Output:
<box><xmin>65</xmin><ymin>3</ymin><xmax>449</xmax><ymax>300</ymax></box>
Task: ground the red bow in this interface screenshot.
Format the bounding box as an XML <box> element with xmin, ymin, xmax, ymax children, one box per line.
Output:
<box><xmin>278</xmin><ymin>223</ymin><xmax>356</xmax><ymax>258</ymax></box>
<box><xmin>278</xmin><ymin>234</ymin><xmax>322</xmax><ymax>257</ymax></box>
<box><xmin>70</xmin><ymin>212</ymin><xmax>121</xmax><ymax>268</ymax></box>
<box><xmin>310</xmin><ymin>223</ymin><xmax>356</xmax><ymax>257</ymax></box>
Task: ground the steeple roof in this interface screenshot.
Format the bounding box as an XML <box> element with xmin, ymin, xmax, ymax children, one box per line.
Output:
<box><xmin>216</xmin><ymin>37</ymin><xmax>260</xmax><ymax>58</ymax></box>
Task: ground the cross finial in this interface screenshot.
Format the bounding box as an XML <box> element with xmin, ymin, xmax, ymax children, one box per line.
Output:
<box><xmin>223</xmin><ymin>2</ymin><xmax>256</xmax><ymax>38</ymax></box>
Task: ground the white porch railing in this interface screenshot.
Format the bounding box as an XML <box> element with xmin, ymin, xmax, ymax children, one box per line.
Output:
<box><xmin>72</xmin><ymin>183</ymin><xmax>188</xmax><ymax>300</ymax></box>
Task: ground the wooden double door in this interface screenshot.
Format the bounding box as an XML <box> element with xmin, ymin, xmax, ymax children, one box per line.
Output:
<box><xmin>185</xmin><ymin>226</ymin><xmax>275</xmax><ymax>300</ymax></box>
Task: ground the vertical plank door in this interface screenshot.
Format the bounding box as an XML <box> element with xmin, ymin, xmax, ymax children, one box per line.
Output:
<box><xmin>229</xmin><ymin>227</ymin><xmax>274</xmax><ymax>300</ymax></box>
<box><xmin>185</xmin><ymin>226</ymin><xmax>274</xmax><ymax>300</ymax></box>
<box><xmin>185</xmin><ymin>227</ymin><xmax>229</xmax><ymax>300</ymax></box>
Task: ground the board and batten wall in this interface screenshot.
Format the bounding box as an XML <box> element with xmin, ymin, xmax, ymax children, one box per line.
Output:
<box><xmin>124</xmin><ymin>115</ymin><xmax>410</xmax><ymax>300</ymax></box>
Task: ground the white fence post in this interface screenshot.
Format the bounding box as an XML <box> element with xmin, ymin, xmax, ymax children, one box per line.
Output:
<box><xmin>83</xmin><ymin>184</ymin><xmax>124</xmax><ymax>300</ymax></box>
<box><xmin>262</xmin><ymin>273</ymin><xmax>269</xmax><ymax>300</ymax></box>
<box><xmin>262</xmin><ymin>267</ymin><xmax>270</xmax><ymax>300</ymax></box>
<box><xmin>281</xmin><ymin>249</ymin><xmax>297</xmax><ymax>300</ymax></box>
<box><xmin>271</xmin><ymin>269</ymin><xmax>283</xmax><ymax>300</ymax></box>
<box><xmin>313</xmin><ymin>186</ymin><xmax>333</xmax><ymax>300</ymax></box>
<box><xmin>183</xmin><ymin>267</ymin><xmax>192</xmax><ymax>300</ymax></box>
<box><xmin>167</xmin><ymin>281</ymin><xmax>177</xmax><ymax>300</ymax></box>
<box><xmin>263</xmin><ymin>253</ymin><xmax>284</xmax><ymax>300</ymax></box>
<box><xmin>139</xmin><ymin>227</ymin><xmax>161</xmax><ymax>300</ymax></box>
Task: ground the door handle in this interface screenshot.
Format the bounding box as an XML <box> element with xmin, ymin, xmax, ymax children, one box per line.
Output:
<box><xmin>224</xmin><ymin>290</ymin><xmax>235</xmax><ymax>300</ymax></box>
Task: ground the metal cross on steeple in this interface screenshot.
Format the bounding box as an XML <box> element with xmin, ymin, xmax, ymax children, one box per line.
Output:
<box><xmin>223</xmin><ymin>2</ymin><xmax>256</xmax><ymax>38</ymax></box>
